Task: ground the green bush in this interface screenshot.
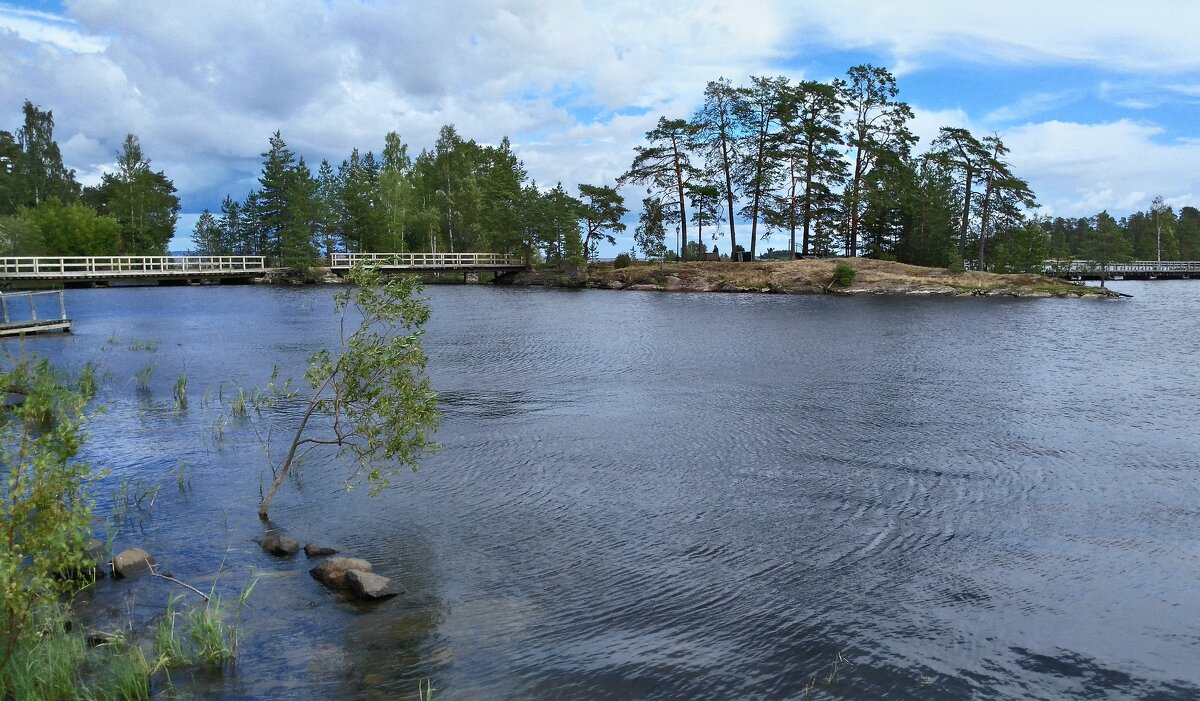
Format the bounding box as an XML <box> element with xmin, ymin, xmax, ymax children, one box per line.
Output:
<box><xmin>831</xmin><ymin>262</ymin><xmax>856</xmax><ymax>288</ymax></box>
<box><xmin>613</xmin><ymin>253</ymin><xmax>632</xmax><ymax>269</ymax></box>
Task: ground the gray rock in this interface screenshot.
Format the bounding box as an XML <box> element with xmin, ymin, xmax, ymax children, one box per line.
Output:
<box><xmin>304</xmin><ymin>543</ymin><xmax>338</xmax><ymax>558</ymax></box>
<box><xmin>112</xmin><ymin>547</ymin><xmax>155</xmax><ymax>579</ymax></box>
<box><xmin>310</xmin><ymin>557</ymin><xmax>372</xmax><ymax>590</ymax></box>
<box><xmin>261</xmin><ymin>534</ymin><xmax>300</xmax><ymax>556</ymax></box>
<box><xmin>346</xmin><ymin>569</ymin><xmax>401</xmax><ymax>600</ymax></box>
<box><xmin>607</xmin><ymin>281</ymin><xmax>625</xmax><ymax>290</ymax></box>
<box><xmin>85</xmin><ymin>538</ymin><xmax>107</xmax><ymax>580</ymax></box>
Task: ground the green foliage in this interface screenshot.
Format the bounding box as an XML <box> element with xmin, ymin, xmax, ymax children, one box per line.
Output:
<box><xmin>613</xmin><ymin>253</ymin><xmax>632</xmax><ymax>269</ymax></box>
<box><xmin>830</xmin><ymin>262</ymin><xmax>856</xmax><ymax>287</ymax></box>
<box><xmin>2</xmin><ymin>198</ymin><xmax>120</xmax><ymax>256</ymax></box>
<box><xmin>634</xmin><ymin>196</ymin><xmax>668</xmax><ymax>263</ymax></box>
<box><xmin>258</xmin><ymin>263</ymin><xmax>439</xmax><ymax>519</ymax></box>
<box><xmin>0</xmin><ymin>356</ymin><xmax>96</xmax><ymax>669</ymax></box>
<box><xmin>81</xmin><ymin>134</ymin><xmax>180</xmax><ymax>256</ymax></box>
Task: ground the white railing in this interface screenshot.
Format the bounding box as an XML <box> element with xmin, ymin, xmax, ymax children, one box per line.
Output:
<box><xmin>329</xmin><ymin>252</ymin><xmax>524</xmax><ymax>268</ymax></box>
<box><xmin>1044</xmin><ymin>260</ymin><xmax>1200</xmax><ymax>275</ymax></box>
<box><xmin>0</xmin><ymin>290</ymin><xmax>67</xmax><ymax>325</ymax></box>
<box><xmin>0</xmin><ymin>256</ymin><xmax>268</xmax><ymax>278</ymax></box>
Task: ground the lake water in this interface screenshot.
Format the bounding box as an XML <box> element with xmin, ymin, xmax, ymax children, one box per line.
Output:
<box><xmin>15</xmin><ymin>280</ymin><xmax>1200</xmax><ymax>700</ymax></box>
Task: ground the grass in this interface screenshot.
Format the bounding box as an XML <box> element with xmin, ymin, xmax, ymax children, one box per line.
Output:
<box><xmin>153</xmin><ymin>596</ymin><xmax>187</xmax><ymax>669</ymax></box>
<box><xmin>532</xmin><ymin>259</ymin><xmax>1115</xmax><ymax>296</ymax></box>
<box><xmin>0</xmin><ymin>607</ymin><xmax>151</xmax><ymax>701</ymax></box>
<box><xmin>132</xmin><ymin>363</ymin><xmax>155</xmax><ymax>391</ymax></box>
<box><xmin>418</xmin><ymin>678</ymin><xmax>436</xmax><ymax>700</ymax></box>
<box><xmin>230</xmin><ymin>388</ymin><xmax>247</xmax><ymax>417</ymax></box>
<box><xmin>172</xmin><ymin>374</ymin><xmax>188</xmax><ymax>412</ymax></box>
<box><xmin>186</xmin><ymin>595</ymin><xmax>232</xmax><ymax>664</ymax></box>
<box><xmin>171</xmin><ymin>461</ymin><xmax>192</xmax><ymax>493</ymax></box>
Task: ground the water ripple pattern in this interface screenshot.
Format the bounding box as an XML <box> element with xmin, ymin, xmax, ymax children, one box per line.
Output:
<box><xmin>19</xmin><ymin>280</ymin><xmax>1200</xmax><ymax>700</ymax></box>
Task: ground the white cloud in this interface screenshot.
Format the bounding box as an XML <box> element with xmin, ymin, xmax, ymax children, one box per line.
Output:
<box><xmin>3</xmin><ymin>0</ymin><xmax>1200</xmax><ymax>254</ymax></box>
<box><xmin>0</xmin><ymin>5</ymin><xmax>106</xmax><ymax>53</ymax></box>
<box><xmin>793</xmin><ymin>0</ymin><xmax>1200</xmax><ymax>73</ymax></box>
<box><xmin>1005</xmin><ymin>119</ymin><xmax>1200</xmax><ymax>216</ymax></box>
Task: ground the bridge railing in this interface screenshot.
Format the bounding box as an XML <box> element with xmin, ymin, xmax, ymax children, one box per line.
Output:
<box><xmin>329</xmin><ymin>252</ymin><xmax>524</xmax><ymax>268</ymax></box>
<box><xmin>1044</xmin><ymin>260</ymin><xmax>1200</xmax><ymax>275</ymax></box>
<box><xmin>0</xmin><ymin>290</ymin><xmax>67</xmax><ymax>324</ymax></box>
<box><xmin>0</xmin><ymin>256</ymin><xmax>268</xmax><ymax>277</ymax></box>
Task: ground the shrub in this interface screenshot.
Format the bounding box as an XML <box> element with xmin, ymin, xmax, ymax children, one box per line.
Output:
<box><xmin>831</xmin><ymin>262</ymin><xmax>856</xmax><ymax>288</ymax></box>
<box><xmin>0</xmin><ymin>357</ymin><xmax>96</xmax><ymax>665</ymax></box>
<box><xmin>613</xmin><ymin>253</ymin><xmax>632</xmax><ymax>269</ymax></box>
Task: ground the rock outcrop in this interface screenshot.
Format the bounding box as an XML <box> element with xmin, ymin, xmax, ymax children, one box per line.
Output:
<box><xmin>261</xmin><ymin>535</ymin><xmax>301</xmax><ymax>556</ymax></box>
<box><xmin>112</xmin><ymin>548</ymin><xmax>155</xmax><ymax>579</ymax></box>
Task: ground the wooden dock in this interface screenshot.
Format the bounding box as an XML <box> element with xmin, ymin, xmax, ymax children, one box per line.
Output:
<box><xmin>0</xmin><ymin>290</ymin><xmax>71</xmax><ymax>337</ymax></box>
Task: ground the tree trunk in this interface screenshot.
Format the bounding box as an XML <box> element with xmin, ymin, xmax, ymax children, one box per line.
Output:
<box><xmin>671</xmin><ymin>133</ymin><xmax>688</xmax><ymax>262</ymax></box>
<box><xmin>720</xmin><ymin>132</ymin><xmax>737</xmax><ymax>256</ymax></box>
<box><xmin>958</xmin><ymin>167</ymin><xmax>973</xmax><ymax>262</ymax></box>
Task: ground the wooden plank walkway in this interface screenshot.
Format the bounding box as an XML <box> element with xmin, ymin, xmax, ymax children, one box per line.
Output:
<box><xmin>0</xmin><ymin>290</ymin><xmax>71</xmax><ymax>337</ymax></box>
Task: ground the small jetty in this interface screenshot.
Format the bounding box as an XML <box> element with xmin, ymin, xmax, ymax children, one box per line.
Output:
<box><xmin>0</xmin><ymin>290</ymin><xmax>71</xmax><ymax>337</ymax></box>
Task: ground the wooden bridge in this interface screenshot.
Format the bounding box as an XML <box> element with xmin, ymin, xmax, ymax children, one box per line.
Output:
<box><xmin>1045</xmin><ymin>260</ymin><xmax>1200</xmax><ymax>280</ymax></box>
<box><xmin>0</xmin><ymin>256</ymin><xmax>271</xmax><ymax>288</ymax></box>
<box><xmin>328</xmin><ymin>252</ymin><xmax>526</xmax><ymax>274</ymax></box>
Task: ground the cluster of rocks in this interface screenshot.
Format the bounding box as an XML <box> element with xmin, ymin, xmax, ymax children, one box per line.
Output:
<box><xmin>94</xmin><ymin>536</ymin><xmax>402</xmax><ymax>604</ymax></box>
<box><xmin>259</xmin><ymin>534</ymin><xmax>401</xmax><ymax>601</ymax></box>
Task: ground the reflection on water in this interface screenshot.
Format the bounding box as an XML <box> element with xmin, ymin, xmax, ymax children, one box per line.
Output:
<box><xmin>18</xmin><ymin>280</ymin><xmax>1200</xmax><ymax>699</ymax></box>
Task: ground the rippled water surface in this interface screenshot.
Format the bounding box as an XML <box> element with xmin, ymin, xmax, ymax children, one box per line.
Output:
<box><xmin>19</xmin><ymin>280</ymin><xmax>1200</xmax><ymax>699</ymax></box>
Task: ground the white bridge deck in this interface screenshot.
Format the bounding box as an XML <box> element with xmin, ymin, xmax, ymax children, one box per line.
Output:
<box><xmin>328</xmin><ymin>252</ymin><xmax>525</xmax><ymax>271</ymax></box>
<box><xmin>0</xmin><ymin>256</ymin><xmax>269</xmax><ymax>283</ymax></box>
<box><xmin>1045</xmin><ymin>260</ymin><xmax>1200</xmax><ymax>279</ymax></box>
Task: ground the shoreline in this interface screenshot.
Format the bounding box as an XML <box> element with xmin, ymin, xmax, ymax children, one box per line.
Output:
<box><xmin>497</xmin><ymin>259</ymin><xmax>1125</xmax><ymax>298</ymax></box>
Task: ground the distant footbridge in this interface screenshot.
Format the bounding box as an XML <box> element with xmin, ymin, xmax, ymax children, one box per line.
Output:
<box><xmin>1045</xmin><ymin>260</ymin><xmax>1200</xmax><ymax>280</ymax></box>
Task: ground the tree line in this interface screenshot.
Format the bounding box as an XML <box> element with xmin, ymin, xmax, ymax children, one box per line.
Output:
<box><xmin>3</xmin><ymin>86</ymin><xmax>1200</xmax><ymax>272</ymax></box>
<box><xmin>190</xmin><ymin>126</ymin><xmax>627</xmax><ymax>270</ymax></box>
<box><xmin>621</xmin><ymin>66</ymin><xmax>1200</xmax><ymax>271</ymax></box>
<box><xmin>0</xmin><ymin>101</ymin><xmax>180</xmax><ymax>256</ymax></box>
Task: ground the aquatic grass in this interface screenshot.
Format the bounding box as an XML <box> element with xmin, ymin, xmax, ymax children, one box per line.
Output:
<box><xmin>230</xmin><ymin>388</ymin><xmax>247</xmax><ymax>417</ymax></box>
<box><xmin>132</xmin><ymin>362</ymin><xmax>155</xmax><ymax>391</ymax></box>
<box><xmin>85</xmin><ymin>630</ymin><xmax>151</xmax><ymax>701</ymax></box>
<box><xmin>171</xmin><ymin>461</ymin><xmax>192</xmax><ymax>493</ymax></box>
<box><xmin>78</xmin><ymin>362</ymin><xmax>99</xmax><ymax>400</ymax></box>
<box><xmin>212</xmin><ymin>415</ymin><xmax>227</xmax><ymax>441</ymax></box>
<box><xmin>418</xmin><ymin>678</ymin><xmax>436</xmax><ymax>700</ymax></box>
<box><xmin>186</xmin><ymin>595</ymin><xmax>232</xmax><ymax>665</ymax></box>
<box><xmin>0</xmin><ymin>619</ymin><xmax>87</xmax><ymax>700</ymax></box>
<box><xmin>153</xmin><ymin>596</ymin><xmax>187</xmax><ymax>668</ymax></box>
<box><xmin>112</xmin><ymin>477</ymin><xmax>160</xmax><ymax>524</ymax></box>
<box><xmin>127</xmin><ymin>339</ymin><xmax>159</xmax><ymax>352</ymax></box>
<box><xmin>172</xmin><ymin>374</ymin><xmax>188</xmax><ymax>412</ymax></box>
<box><xmin>800</xmin><ymin>651</ymin><xmax>848</xmax><ymax>700</ymax></box>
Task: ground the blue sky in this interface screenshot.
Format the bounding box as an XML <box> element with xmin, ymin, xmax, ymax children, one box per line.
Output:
<box><xmin>3</xmin><ymin>0</ymin><xmax>1200</xmax><ymax>255</ymax></box>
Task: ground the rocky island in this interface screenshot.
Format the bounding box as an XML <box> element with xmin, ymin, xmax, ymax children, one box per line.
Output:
<box><xmin>501</xmin><ymin>258</ymin><xmax>1123</xmax><ymax>298</ymax></box>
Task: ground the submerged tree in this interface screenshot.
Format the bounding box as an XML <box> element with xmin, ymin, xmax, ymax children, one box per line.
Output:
<box><xmin>258</xmin><ymin>264</ymin><xmax>440</xmax><ymax>520</ymax></box>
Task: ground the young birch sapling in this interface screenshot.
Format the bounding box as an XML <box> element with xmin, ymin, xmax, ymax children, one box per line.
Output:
<box><xmin>258</xmin><ymin>264</ymin><xmax>439</xmax><ymax>520</ymax></box>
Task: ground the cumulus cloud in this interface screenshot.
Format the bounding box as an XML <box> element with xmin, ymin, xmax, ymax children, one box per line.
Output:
<box><xmin>2</xmin><ymin>0</ymin><xmax>1199</xmax><ymax>252</ymax></box>
<box><xmin>792</xmin><ymin>0</ymin><xmax>1200</xmax><ymax>74</ymax></box>
<box><xmin>1004</xmin><ymin>119</ymin><xmax>1200</xmax><ymax>216</ymax></box>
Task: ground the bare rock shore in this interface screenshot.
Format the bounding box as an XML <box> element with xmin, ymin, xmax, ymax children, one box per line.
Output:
<box><xmin>503</xmin><ymin>259</ymin><xmax>1122</xmax><ymax>298</ymax></box>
